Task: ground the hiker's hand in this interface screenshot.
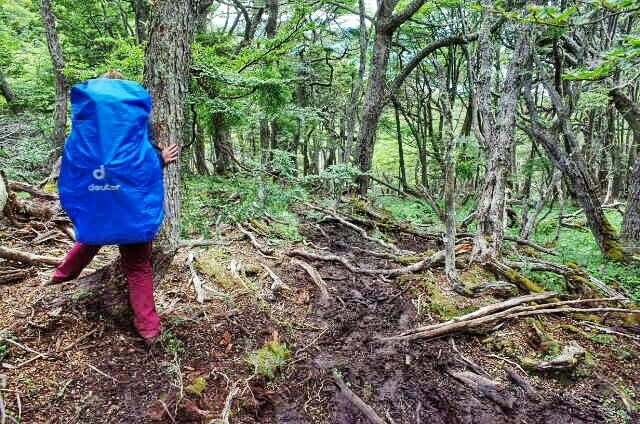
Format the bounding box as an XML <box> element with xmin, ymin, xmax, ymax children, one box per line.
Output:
<box><xmin>162</xmin><ymin>144</ymin><xmax>179</xmax><ymax>164</ymax></box>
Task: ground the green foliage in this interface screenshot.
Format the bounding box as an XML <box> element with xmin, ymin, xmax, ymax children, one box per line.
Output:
<box><xmin>246</xmin><ymin>341</ymin><xmax>291</xmax><ymax>378</ymax></box>
<box><xmin>0</xmin><ymin>342</ymin><xmax>9</xmax><ymax>363</ymax></box>
<box><xmin>182</xmin><ymin>174</ymin><xmax>305</xmax><ymax>239</ymax></box>
<box><xmin>160</xmin><ymin>331</ymin><xmax>185</xmax><ymax>356</ymax></box>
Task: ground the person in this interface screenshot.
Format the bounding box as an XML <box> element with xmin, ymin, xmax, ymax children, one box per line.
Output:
<box><xmin>45</xmin><ymin>70</ymin><xmax>179</xmax><ymax>346</ymax></box>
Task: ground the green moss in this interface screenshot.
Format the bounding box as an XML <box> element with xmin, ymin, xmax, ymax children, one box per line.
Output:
<box><xmin>71</xmin><ymin>289</ymin><xmax>94</xmax><ymax>301</ymax></box>
<box><xmin>186</xmin><ymin>376</ymin><xmax>207</xmax><ymax>396</ymax></box>
<box><xmin>195</xmin><ymin>250</ymin><xmax>234</xmax><ymax>289</ymax></box>
<box><xmin>532</xmin><ymin>320</ymin><xmax>561</xmax><ymax>356</ymax></box>
<box><xmin>246</xmin><ymin>342</ymin><xmax>291</xmax><ymax>378</ymax></box>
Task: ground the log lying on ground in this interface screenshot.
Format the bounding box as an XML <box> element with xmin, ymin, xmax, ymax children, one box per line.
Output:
<box><xmin>380</xmin><ymin>296</ymin><xmax>632</xmax><ymax>342</ymax></box>
<box><xmin>332</xmin><ymin>370</ymin><xmax>387</xmax><ymax>424</ymax></box>
<box><xmin>287</xmin><ymin>248</ymin><xmax>445</xmax><ymax>277</ymax></box>
<box><xmin>0</xmin><ymin>245</ymin><xmax>62</xmax><ymax>266</ymax></box>
<box><xmin>448</xmin><ymin>370</ymin><xmax>514</xmax><ymax>410</ymax></box>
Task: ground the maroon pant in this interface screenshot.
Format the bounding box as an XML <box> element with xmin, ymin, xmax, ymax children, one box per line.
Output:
<box><xmin>52</xmin><ymin>242</ymin><xmax>161</xmax><ymax>339</ymax></box>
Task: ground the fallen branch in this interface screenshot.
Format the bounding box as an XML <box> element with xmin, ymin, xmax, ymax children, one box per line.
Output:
<box><xmin>292</xmin><ymin>258</ymin><xmax>330</xmax><ymax>306</ymax></box>
<box><xmin>186</xmin><ymin>252</ymin><xmax>206</xmax><ymax>303</ymax></box>
<box><xmin>332</xmin><ymin>370</ymin><xmax>387</xmax><ymax>424</ymax></box>
<box><xmin>287</xmin><ymin>248</ymin><xmax>445</xmax><ymax>277</ymax></box>
<box><xmin>0</xmin><ymin>269</ymin><xmax>29</xmax><ymax>284</ymax></box>
<box><xmin>502</xmin><ymin>236</ymin><xmax>558</xmax><ymax>257</ymax></box>
<box><xmin>503</xmin><ymin>367</ymin><xmax>538</xmax><ymax>399</ymax></box>
<box><xmin>394</xmin><ymin>292</ymin><xmax>557</xmax><ymax>338</ymax></box>
<box><xmin>381</xmin><ymin>297</ymin><xmax>630</xmax><ymax>342</ymax></box>
<box><xmin>0</xmin><ymin>246</ymin><xmax>62</xmax><ymax>266</ymax></box>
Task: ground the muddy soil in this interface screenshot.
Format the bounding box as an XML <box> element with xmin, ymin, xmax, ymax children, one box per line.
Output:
<box><xmin>1</xmin><ymin>212</ymin><xmax>638</xmax><ymax>423</ymax></box>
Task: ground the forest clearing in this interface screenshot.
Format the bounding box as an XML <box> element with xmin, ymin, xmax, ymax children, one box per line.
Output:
<box><xmin>1</xmin><ymin>0</ymin><xmax>640</xmax><ymax>423</ymax></box>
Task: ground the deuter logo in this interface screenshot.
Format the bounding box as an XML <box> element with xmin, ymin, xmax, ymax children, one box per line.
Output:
<box><xmin>88</xmin><ymin>165</ymin><xmax>120</xmax><ymax>191</ymax></box>
<box><xmin>92</xmin><ymin>164</ymin><xmax>106</xmax><ymax>180</ymax></box>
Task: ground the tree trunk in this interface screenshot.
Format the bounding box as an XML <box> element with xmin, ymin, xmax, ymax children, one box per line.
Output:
<box><xmin>0</xmin><ymin>72</ymin><xmax>20</xmax><ymax>113</ymax></box>
<box><xmin>143</xmin><ymin>0</ymin><xmax>199</xmax><ymax>277</ymax></box>
<box><xmin>393</xmin><ymin>100</ymin><xmax>408</xmax><ymax>191</ymax></box>
<box><xmin>355</xmin><ymin>29</ymin><xmax>393</xmax><ymax>195</ymax></box>
<box><xmin>212</xmin><ymin>112</ymin><xmax>234</xmax><ymax>174</ymax></box>
<box><xmin>473</xmin><ymin>20</ymin><xmax>530</xmax><ymax>260</ymax></box>
<box><xmin>610</xmin><ymin>88</ymin><xmax>640</xmax><ymax>251</ymax></box>
<box><xmin>342</xmin><ymin>0</ymin><xmax>367</xmax><ymax>163</ymax></box>
<box><xmin>132</xmin><ymin>0</ymin><xmax>150</xmax><ymax>43</ymax></box>
<box><xmin>522</xmin><ymin>79</ymin><xmax>625</xmax><ymax>260</ymax></box>
<box><xmin>39</xmin><ymin>0</ymin><xmax>69</xmax><ymax>156</ymax></box>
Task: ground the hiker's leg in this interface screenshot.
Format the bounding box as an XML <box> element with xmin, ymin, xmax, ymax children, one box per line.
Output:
<box><xmin>119</xmin><ymin>242</ymin><xmax>160</xmax><ymax>339</ymax></box>
<box><xmin>51</xmin><ymin>242</ymin><xmax>102</xmax><ymax>283</ymax></box>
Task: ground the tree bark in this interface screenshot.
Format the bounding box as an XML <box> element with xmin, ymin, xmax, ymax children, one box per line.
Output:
<box><xmin>0</xmin><ymin>72</ymin><xmax>20</xmax><ymax>113</ymax></box>
<box><xmin>521</xmin><ymin>77</ymin><xmax>625</xmax><ymax>260</ymax></box>
<box><xmin>342</xmin><ymin>0</ymin><xmax>367</xmax><ymax>163</ymax></box>
<box><xmin>132</xmin><ymin>0</ymin><xmax>150</xmax><ymax>43</ymax></box>
<box><xmin>212</xmin><ymin>111</ymin><xmax>234</xmax><ymax>174</ymax></box>
<box><xmin>39</xmin><ymin>0</ymin><xmax>69</xmax><ymax>156</ymax></box>
<box><xmin>143</xmin><ymin>0</ymin><xmax>199</xmax><ymax>277</ymax></box>
<box><xmin>610</xmin><ymin>88</ymin><xmax>640</xmax><ymax>251</ymax></box>
<box><xmin>473</xmin><ymin>20</ymin><xmax>531</xmax><ymax>260</ymax></box>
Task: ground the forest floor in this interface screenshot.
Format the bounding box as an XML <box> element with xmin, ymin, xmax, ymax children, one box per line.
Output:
<box><xmin>1</xmin><ymin>191</ymin><xmax>639</xmax><ymax>423</ymax></box>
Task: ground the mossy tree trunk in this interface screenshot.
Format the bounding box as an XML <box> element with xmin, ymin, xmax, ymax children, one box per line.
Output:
<box><xmin>521</xmin><ymin>71</ymin><xmax>625</xmax><ymax>261</ymax></box>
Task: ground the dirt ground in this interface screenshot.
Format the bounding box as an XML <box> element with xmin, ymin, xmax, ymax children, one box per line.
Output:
<box><xmin>1</xmin><ymin>205</ymin><xmax>639</xmax><ymax>423</ymax></box>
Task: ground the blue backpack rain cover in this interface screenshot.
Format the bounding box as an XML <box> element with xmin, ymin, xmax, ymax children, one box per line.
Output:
<box><xmin>59</xmin><ymin>79</ymin><xmax>164</xmax><ymax>245</ymax></box>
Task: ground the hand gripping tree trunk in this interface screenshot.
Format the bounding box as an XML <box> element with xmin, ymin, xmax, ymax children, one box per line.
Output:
<box><xmin>39</xmin><ymin>0</ymin><xmax>69</xmax><ymax>157</ymax></box>
<box><xmin>610</xmin><ymin>88</ymin><xmax>640</xmax><ymax>252</ymax></box>
<box><xmin>473</xmin><ymin>19</ymin><xmax>531</xmax><ymax>260</ymax></box>
<box><xmin>143</xmin><ymin>0</ymin><xmax>200</xmax><ymax>278</ymax></box>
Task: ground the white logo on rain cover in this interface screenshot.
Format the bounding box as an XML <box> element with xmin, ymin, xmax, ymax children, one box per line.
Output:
<box><xmin>88</xmin><ymin>165</ymin><xmax>120</xmax><ymax>191</ymax></box>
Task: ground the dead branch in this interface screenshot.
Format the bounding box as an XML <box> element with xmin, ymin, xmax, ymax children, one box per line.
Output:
<box><xmin>502</xmin><ymin>236</ymin><xmax>558</xmax><ymax>256</ymax></box>
<box><xmin>287</xmin><ymin>248</ymin><xmax>445</xmax><ymax>277</ymax></box>
<box><xmin>503</xmin><ymin>258</ymin><xmax>627</xmax><ymax>300</ymax></box>
<box><xmin>382</xmin><ymin>297</ymin><xmax>630</xmax><ymax>342</ymax></box>
<box><xmin>0</xmin><ymin>172</ymin><xmax>7</xmax><ymax>214</ymax></box>
<box><xmin>332</xmin><ymin>370</ymin><xmax>387</xmax><ymax>424</ymax></box>
<box><xmin>0</xmin><ymin>245</ymin><xmax>62</xmax><ymax>266</ymax></box>
<box><xmin>292</xmin><ymin>258</ymin><xmax>330</xmax><ymax>306</ymax></box>
<box><xmin>186</xmin><ymin>252</ymin><xmax>206</xmax><ymax>303</ymax></box>
<box><xmin>218</xmin><ymin>381</ymin><xmax>241</xmax><ymax>424</ymax></box>
<box><xmin>395</xmin><ymin>292</ymin><xmax>558</xmax><ymax>337</ymax></box>
<box><xmin>236</xmin><ymin>222</ymin><xmax>275</xmax><ymax>256</ymax></box>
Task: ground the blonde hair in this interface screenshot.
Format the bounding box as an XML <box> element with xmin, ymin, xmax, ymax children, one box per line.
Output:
<box><xmin>100</xmin><ymin>70</ymin><xmax>125</xmax><ymax>79</ymax></box>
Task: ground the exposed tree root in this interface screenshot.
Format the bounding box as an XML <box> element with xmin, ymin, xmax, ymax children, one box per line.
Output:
<box><xmin>287</xmin><ymin>248</ymin><xmax>445</xmax><ymax>277</ymax></box>
<box><xmin>484</xmin><ymin>260</ymin><xmax>550</xmax><ymax>295</ymax></box>
<box><xmin>448</xmin><ymin>370</ymin><xmax>514</xmax><ymax>410</ymax></box>
<box><xmin>236</xmin><ymin>222</ymin><xmax>275</xmax><ymax>256</ymax></box>
<box><xmin>332</xmin><ymin>370</ymin><xmax>387</xmax><ymax>424</ymax></box>
<box><xmin>0</xmin><ymin>268</ymin><xmax>29</xmax><ymax>284</ymax></box>
<box><xmin>503</xmin><ymin>367</ymin><xmax>538</xmax><ymax>399</ymax></box>
<box><xmin>0</xmin><ymin>245</ymin><xmax>62</xmax><ymax>266</ymax></box>
<box><xmin>8</xmin><ymin>180</ymin><xmax>59</xmax><ymax>201</ymax></box>
<box><xmin>292</xmin><ymin>258</ymin><xmax>330</xmax><ymax>306</ymax></box>
<box><xmin>302</xmin><ymin>200</ymin><xmax>411</xmax><ymax>255</ymax></box>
